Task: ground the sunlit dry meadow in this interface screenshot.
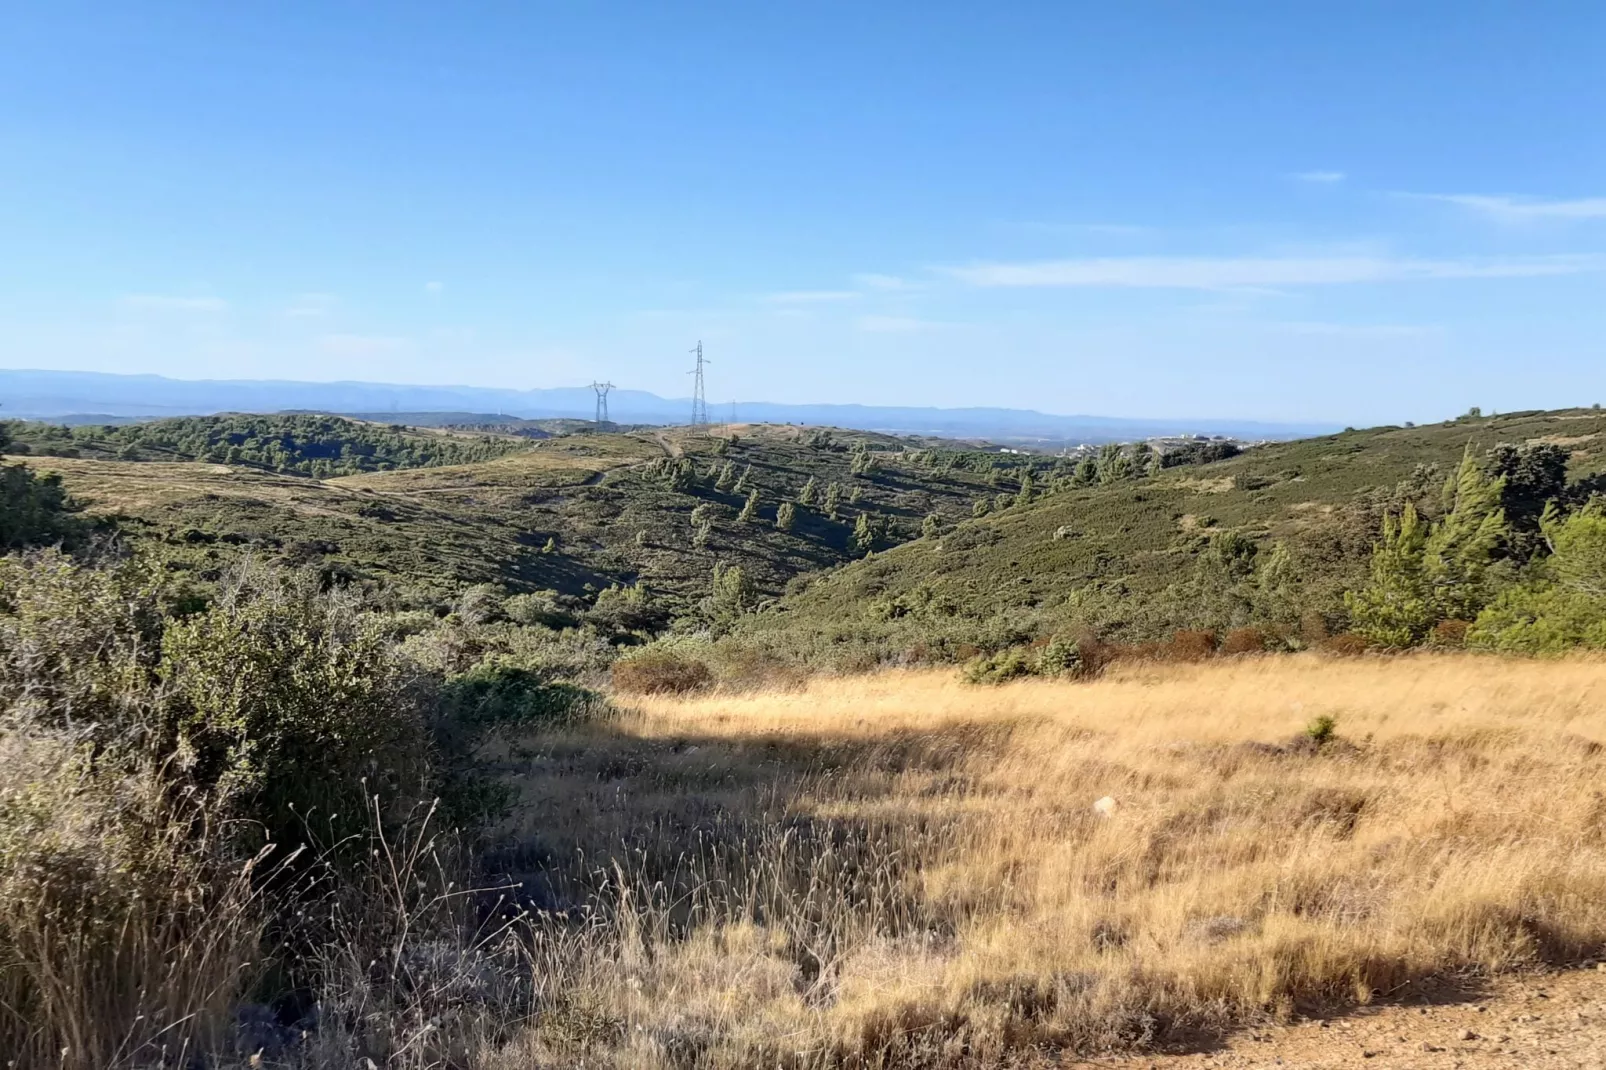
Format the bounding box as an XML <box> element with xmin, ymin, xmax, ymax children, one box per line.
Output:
<box><xmin>479</xmin><ymin>654</ymin><xmax>1606</xmax><ymax>1067</ymax></box>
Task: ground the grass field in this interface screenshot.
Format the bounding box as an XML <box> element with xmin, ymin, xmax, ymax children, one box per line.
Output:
<box><xmin>476</xmin><ymin>654</ymin><xmax>1606</xmax><ymax>1066</ymax></box>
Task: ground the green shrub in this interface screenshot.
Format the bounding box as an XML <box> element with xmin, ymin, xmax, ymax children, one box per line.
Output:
<box><xmin>0</xmin><ymin>464</ymin><xmax>83</xmax><ymax>550</ymax></box>
<box><xmin>440</xmin><ymin>659</ymin><xmax>596</xmax><ymax>731</ymax></box>
<box><xmin>1304</xmin><ymin>714</ymin><xmax>1338</xmax><ymax>745</ymax></box>
<box><xmin>1036</xmin><ymin>634</ymin><xmax>1086</xmax><ymax>678</ymax></box>
<box><xmin>963</xmin><ymin>648</ymin><xmax>1034</xmax><ymax>685</ymax></box>
<box><xmin>158</xmin><ymin>563</ymin><xmax>429</xmax><ymax>842</ymax></box>
<box><xmin>611</xmin><ymin>647</ymin><xmax>715</xmax><ymax>695</ymax></box>
<box><xmin>1468</xmin><ymin>506</ymin><xmax>1606</xmax><ymax>654</ymax></box>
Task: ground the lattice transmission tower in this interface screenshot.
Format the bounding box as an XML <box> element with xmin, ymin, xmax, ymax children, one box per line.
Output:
<box><xmin>688</xmin><ymin>341</ymin><xmax>710</xmax><ymax>426</ymax></box>
<box><xmin>590</xmin><ymin>381</ymin><xmax>614</xmax><ymax>425</ymax></box>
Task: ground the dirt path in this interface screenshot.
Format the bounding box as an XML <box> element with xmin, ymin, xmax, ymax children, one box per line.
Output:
<box><xmin>652</xmin><ymin>430</ymin><xmax>683</xmax><ymax>458</ymax></box>
<box><xmin>1092</xmin><ymin>967</ymin><xmax>1606</xmax><ymax>1069</ymax></box>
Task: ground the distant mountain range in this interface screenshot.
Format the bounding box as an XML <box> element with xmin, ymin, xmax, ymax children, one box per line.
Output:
<box><xmin>0</xmin><ymin>369</ymin><xmax>1339</xmax><ymax>444</ymax></box>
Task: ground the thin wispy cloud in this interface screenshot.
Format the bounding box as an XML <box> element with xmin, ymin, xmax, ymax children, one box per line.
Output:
<box><xmin>285</xmin><ymin>292</ymin><xmax>337</xmax><ymax>318</ymax></box>
<box><xmin>121</xmin><ymin>294</ymin><xmax>228</xmax><ymax>312</ymax></box>
<box><xmin>851</xmin><ymin>273</ymin><xmax>921</xmax><ymax>291</ymax></box>
<box><xmin>1264</xmin><ymin>321</ymin><xmax>1444</xmax><ymax>339</ymax></box>
<box><xmin>424</xmin><ymin>281</ymin><xmax>445</xmax><ymax>295</ymax></box>
<box><xmin>1412</xmin><ymin>193</ymin><xmax>1606</xmax><ymax>222</ymax></box>
<box><xmin>763</xmin><ymin>290</ymin><xmax>859</xmax><ymax>303</ymax></box>
<box><xmin>1292</xmin><ymin>170</ymin><xmax>1346</xmax><ymax>184</ymax></box>
<box><xmin>996</xmin><ymin>221</ymin><xmax>1156</xmax><ymax>238</ymax></box>
<box><xmin>945</xmin><ymin>254</ymin><xmax>1603</xmax><ymax>290</ymax></box>
<box><xmin>318</xmin><ymin>333</ymin><xmax>412</xmax><ymax>356</ymax></box>
<box><xmin>856</xmin><ymin>314</ymin><xmax>941</xmax><ymax>333</ymax></box>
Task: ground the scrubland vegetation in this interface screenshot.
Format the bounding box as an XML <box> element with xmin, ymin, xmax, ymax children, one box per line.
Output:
<box><xmin>6</xmin><ymin>408</ymin><xmax>1606</xmax><ymax>1067</ymax></box>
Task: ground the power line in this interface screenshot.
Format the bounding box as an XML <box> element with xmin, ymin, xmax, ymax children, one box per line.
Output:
<box><xmin>591</xmin><ymin>381</ymin><xmax>615</xmax><ymax>426</ymax></box>
<box><xmin>688</xmin><ymin>341</ymin><xmax>710</xmax><ymax>426</ymax></box>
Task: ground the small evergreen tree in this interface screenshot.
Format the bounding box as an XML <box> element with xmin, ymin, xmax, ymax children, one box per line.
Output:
<box><xmin>715</xmin><ymin>461</ymin><xmax>736</xmax><ymax>492</ymax></box>
<box><xmin>1016</xmin><ymin>468</ymin><xmax>1035</xmax><ymax>508</ymax></box>
<box><xmin>1073</xmin><ymin>455</ymin><xmax>1097</xmax><ymax>486</ymax></box>
<box><xmin>852</xmin><ymin>513</ymin><xmax>873</xmax><ymax>554</ymax></box>
<box><xmin>1345</xmin><ymin>504</ymin><xmax>1435</xmax><ymax>646</ymax></box>
<box><xmin>849</xmin><ymin>484</ymin><xmax>863</xmax><ymax>504</ymax></box>
<box><xmin>734</xmin><ymin>464</ymin><xmax>753</xmax><ymax>493</ymax></box>
<box><xmin>798</xmin><ymin>476</ymin><xmax>819</xmax><ymax>507</ymax></box>
<box><xmin>972</xmin><ymin>498</ymin><xmax>990</xmax><ymax>518</ymax></box>
<box><xmin>775</xmin><ymin>500</ymin><xmax>796</xmax><ymax>532</ymax></box>
<box><xmin>705</xmin><ymin>562</ymin><xmax>755</xmax><ymax>631</ymax></box>
<box><xmin>824</xmin><ymin>482</ymin><xmax>841</xmax><ymax>520</ymax></box>
<box><xmin>738</xmin><ymin>488</ymin><xmax>761</xmax><ymax>522</ymax></box>
<box><xmin>922</xmin><ymin>513</ymin><xmax>941</xmax><ymax>539</ymax></box>
<box><xmin>1096</xmin><ymin>443</ymin><xmax>1133</xmax><ymax>484</ymax></box>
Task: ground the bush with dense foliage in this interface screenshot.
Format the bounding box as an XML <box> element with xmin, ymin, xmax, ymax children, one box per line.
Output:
<box><xmin>1468</xmin><ymin>505</ymin><xmax>1606</xmax><ymax>653</ymax></box>
<box><xmin>0</xmin><ymin>463</ymin><xmax>83</xmax><ymax>550</ymax></box>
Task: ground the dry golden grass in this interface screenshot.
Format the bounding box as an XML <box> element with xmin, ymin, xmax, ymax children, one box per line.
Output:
<box><xmin>482</xmin><ymin>654</ymin><xmax>1606</xmax><ymax>1066</ymax></box>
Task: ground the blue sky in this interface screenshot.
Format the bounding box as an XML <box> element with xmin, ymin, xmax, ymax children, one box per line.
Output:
<box><xmin>2</xmin><ymin>2</ymin><xmax>1603</xmax><ymax>424</ymax></box>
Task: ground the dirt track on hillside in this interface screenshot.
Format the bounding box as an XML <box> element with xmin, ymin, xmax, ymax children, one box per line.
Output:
<box><xmin>1095</xmin><ymin>967</ymin><xmax>1606</xmax><ymax>1069</ymax></box>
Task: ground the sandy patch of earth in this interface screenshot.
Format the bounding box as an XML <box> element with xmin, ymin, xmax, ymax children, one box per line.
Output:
<box><xmin>1090</xmin><ymin>967</ymin><xmax>1606</xmax><ymax>1069</ymax></box>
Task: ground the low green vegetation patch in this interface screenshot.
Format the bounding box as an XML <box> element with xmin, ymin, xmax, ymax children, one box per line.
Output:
<box><xmin>2</xmin><ymin>413</ymin><xmax>529</xmax><ymax>476</ymax></box>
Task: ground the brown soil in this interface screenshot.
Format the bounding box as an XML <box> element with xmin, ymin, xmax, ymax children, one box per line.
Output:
<box><xmin>1095</xmin><ymin>966</ymin><xmax>1606</xmax><ymax>1069</ymax></box>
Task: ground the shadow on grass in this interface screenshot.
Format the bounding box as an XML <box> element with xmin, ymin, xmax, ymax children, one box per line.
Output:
<box><xmin>470</xmin><ymin>713</ymin><xmax>1520</xmax><ymax>1061</ymax></box>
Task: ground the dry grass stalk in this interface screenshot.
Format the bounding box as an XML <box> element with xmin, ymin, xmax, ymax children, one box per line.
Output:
<box><xmin>481</xmin><ymin>653</ymin><xmax>1606</xmax><ymax>1066</ymax></box>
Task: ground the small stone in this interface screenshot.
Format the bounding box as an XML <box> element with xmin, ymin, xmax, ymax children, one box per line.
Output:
<box><xmin>1461</xmin><ymin>1030</ymin><xmax>1480</xmax><ymax>1041</ymax></box>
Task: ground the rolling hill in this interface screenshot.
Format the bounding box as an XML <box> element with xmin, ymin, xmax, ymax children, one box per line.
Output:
<box><xmin>4</xmin><ymin>416</ymin><xmax>1007</xmax><ymax>611</ymax></box>
<box><xmin>737</xmin><ymin>407</ymin><xmax>1606</xmax><ymax>663</ymax></box>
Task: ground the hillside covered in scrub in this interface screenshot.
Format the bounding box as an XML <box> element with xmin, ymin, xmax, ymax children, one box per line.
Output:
<box><xmin>1</xmin><ymin>414</ymin><xmax>1012</xmax><ymax>613</ymax></box>
<box><xmin>727</xmin><ymin>407</ymin><xmax>1606</xmax><ymax>671</ymax></box>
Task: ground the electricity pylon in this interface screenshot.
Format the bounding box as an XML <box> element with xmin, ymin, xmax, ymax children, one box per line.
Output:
<box><xmin>591</xmin><ymin>381</ymin><xmax>614</xmax><ymax>425</ymax></box>
<box><xmin>688</xmin><ymin>341</ymin><xmax>710</xmax><ymax>426</ymax></box>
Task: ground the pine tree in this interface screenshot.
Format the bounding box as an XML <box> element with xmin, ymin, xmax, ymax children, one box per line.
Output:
<box><xmin>692</xmin><ymin>521</ymin><xmax>711</xmax><ymax>549</ymax></box>
<box><xmin>853</xmin><ymin>512</ymin><xmax>877</xmax><ymax>554</ymax></box>
<box><xmin>715</xmin><ymin>461</ymin><xmax>736</xmax><ymax>492</ymax></box>
<box><xmin>1096</xmin><ymin>443</ymin><xmax>1132</xmax><ymax>484</ymax></box>
<box><xmin>734</xmin><ymin>464</ymin><xmax>753</xmax><ymax>493</ymax></box>
<box><xmin>972</xmin><ymin>498</ymin><xmax>990</xmax><ymax>518</ymax></box>
<box><xmin>922</xmin><ymin>513</ymin><xmax>941</xmax><ymax>539</ymax></box>
<box><xmin>1423</xmin><ymin>445</ymin><xmax>1506</xmax><ymax>620</ymax></box>
<box><xmin>1345</xmin><ymin>504</ymin><xmax>1435</xmax><ymax>646</ymax></box>
<box><xmin>823</xmin><ymin>483</ymin><xmax>841</xmax><ymax>520</ymax></box>
<box><xmin>541</xmin><ymin>535</ymin><xmax>558</xmax><ymax>554</ymax></box>
<box><xmin>706</xmin><ymin>562</ymin><xmax>755</xmax><ymax>631</ymax></box>
<box><xmin>776</xmin><ymin>500</ymin><xmax>797</xmax><ymax>532</ymax></box>
<box><xmin>1073</xmin><ymin>456</ymin><xmax>1097</xmax><ymax>486</ymax></box>
<box><xmin>798</xmin><ymin>476</ymin><xmax>819</xmax><ymax>507</ymax></box>
<box><xmin>739</xmin><ymin>488</ymin><xmax>761</xmax><ymax>522</ymax></box>
<box><xmin>1016</xmin><ymin>468</ymin><xmax>1035</xmax><ymax>508</ymax></box>
<box><xmin>849</xmin><ymin>484</ymin><xmax>863</xmax><ymax>505</ymax></box>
